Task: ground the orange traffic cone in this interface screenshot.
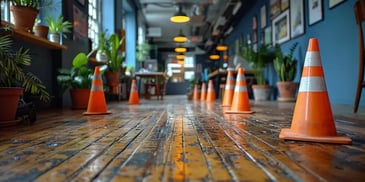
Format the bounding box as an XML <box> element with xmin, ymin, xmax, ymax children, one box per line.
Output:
<box><xmin>225</xmin><ymin>67</ymin><xmax>254</xmax><ymax>114</ymax></box>
<box><xmin>129</xmin><ymin>79</ymin><xmax>140</xmax><ymax>105</ymax></box>
<box><xmin>279</xmin><ymin>38</ymin><xmax>351</xmax><ymax>144</ymax></box>
<box><xmin>193</xmin><ymin>84</ymin><xmax>200</xmax><ymax>101</ymax></box>
<box><xmin>200</xmin><ymin>82</ymin><xmax>207</xmax><ymax>101</ymax></box>
<box><xmin>221</xmin><ymin>69</ymin><xmax>235</xmax><ymax>107</ymax></box>
<box><xmin>206</xmin><ymin>80</ymin><xmax>216</xmax><ymax>102</ymax></box>
<box><xmin>83</xmin><ymin>66</ymin><xmax>111</xmax><ymax>115</ymax></box>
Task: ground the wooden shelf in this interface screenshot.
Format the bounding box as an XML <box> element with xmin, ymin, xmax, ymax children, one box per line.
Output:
<box><xmin>88</xmin><ymin>57</ymin><xmax>107</xmax><ymax>66</ymax></box>
<box><xmin>1</xmin><ymin>21</ymin><xmax>67</xmax><ymax>50</ymax></box>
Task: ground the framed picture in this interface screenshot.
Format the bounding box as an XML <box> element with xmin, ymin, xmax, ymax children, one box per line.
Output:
<box><xmin>252</xmin><ymin>15</ymin><xmax>257</xmax><ymax>30</ymax></box>
<box><xmin>329</xmin><ymin>0</ymin><xmax>346</xmax><ymax>9</ymax></box>
<box><xmin>309</xmin><ymin>0</ymin><xmax>323</xmax><ymax>25</ymax></box>
<box><xmin>281</xmin><ymin>0</ymin><xmax>289</xmax><ymax>11</ymax></box>
<box><xmin>252</xmin><ymin>15</ymin><xmax>257</xmax><ymax>43</ymax></box>
<box><xmin>290</xmin><ymin>0</ymin><xmax>304</xmax><ymax>38</ymax></box>
<box><xmin>270</xmin><ymin>0</ymin><xmax>281</xmax><ymax>18</ymax></box>
<box><xmin>73</xmin><ymin>5</ymin><xmax>88</xmax><ymax>38</ymax></box>
<box><xmin>264</xmin><ymin>26</ymin><xmax>272</xmax><ymax>46</ymax></box>
<box><xmin>260</xmin><ymin>5</ymin><xmax>267</xmax><ymax>28</ymax></box>
<box><xmin>76</xmin><ymin>0</ymin><xmax>85</xmax><ymax>6</ymax></box>
<box><xmin>272</xmin><ymin>10</ymin><xmax>290</xmax><ymax>45</ymax></box>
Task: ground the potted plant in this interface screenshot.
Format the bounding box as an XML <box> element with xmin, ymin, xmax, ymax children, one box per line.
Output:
<box><xmin>136</xmin><ymin>42</ymin><xmax>151</xmax><ymax>71</ymax></box>
<box><xmin>239</xmin><ymin>41</ymin><xmax>275</xmax><ymax>101</ymax></box>
<box><xmin>46</xmin><ymin>15</ymin><xmax>72</xmax><ymax>44</ymax></box>
<box><xmin>104</xmin><ymin>33</ymin><xmax>125</xmax><ymax>94</ymax></box>
<box><xmin>273</xmin><ymin>42</ymin><xmax>299</xmax><ymax>102</ymax></box>
<box><xmin>0</xmin><ymin>34</ymin><xmax>50</xmax><ymax>125</ymax></box>
<box><xmin>95</xmin><ymin>31</ymin><xmax>109</xmax><ymax>63</ymax></box>
<box><xmin>9</xmin><ymin>0</ymin><xmax>52</xmax><ymax>32</ymax></box>
<box><xmin>33</xmin><ymin>17</ymin><xmax>48</xmax><ymax>38</ymax></box>
<box><xmin>57</xmin><ymin>52</ymin><xmax>93</xmax><ymax>109</ymax></box>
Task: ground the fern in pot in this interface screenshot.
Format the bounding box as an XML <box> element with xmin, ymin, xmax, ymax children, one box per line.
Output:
<box><xmin>0</xmin><ymin>34</ymin><xmax>50</xmax><ymax>124</ymax></box>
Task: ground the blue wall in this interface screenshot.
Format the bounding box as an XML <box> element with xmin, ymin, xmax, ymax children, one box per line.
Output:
<box><xmin>227</xmin><ymin>0</ymin><xmax>362</xmax><ymax>106</ymax></box>
<box><xmin>102</xmin><ymin>1</ymin><xmax>115</xmax><ymax>32</ymax></box>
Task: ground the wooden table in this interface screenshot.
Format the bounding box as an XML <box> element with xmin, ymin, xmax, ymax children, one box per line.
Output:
<box><xmin>135</xmin><ymin>72</ymin><xmax>165</xmax><ymax>100</ymax></box>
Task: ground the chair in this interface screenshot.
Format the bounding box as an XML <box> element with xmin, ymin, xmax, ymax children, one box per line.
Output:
<box><xmin>354</xmin><ymin>0</ymin><xmax>365</xmax><ymax>113</ymax></box>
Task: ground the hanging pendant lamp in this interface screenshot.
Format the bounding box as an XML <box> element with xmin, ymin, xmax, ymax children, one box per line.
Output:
<box><xmin>170</xmin><ymin>5</ymin><xmax>190</xmax><ymax>23</ymax></box>
<box><xmin>216</xmin><ymin>39</ymin><xmax>228</xmax><ymax>51</ymax></box>
<box><xmin>175</xmin><ymin>47</ymin><xmax>187</xmax><ymax>53</ymax></box>
<box><xmin>173</xmin><ymin>29</ymin><xmax>188</xmax><ymax>43</ymax></box>
<box><xmin>209</xmin><ymin>50</ymin><xmax>220</xmax><ymax>60</ymax></box>
<box><xmin>176</xmin><ymin>53</ymin><xmax>185</xmax><ymax>59</ymax></box>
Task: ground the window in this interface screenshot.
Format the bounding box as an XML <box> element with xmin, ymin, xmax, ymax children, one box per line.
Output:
<box><xmin>88</xmin><ymin>0</ymin><xmax>101</xmax><ymax>50</ymax></box>
<box><xmin>1</xmin><ymin>1</ymin><xmax>10</xmax><ymax>23</ymax></box>
<box><xmin>167</xmin><ymin>55</ymin><xmax>195</xmax><ymax>82</ymax></box>
<box><xmin>184</xmin><ymin>56</ymin><xmax>195</xmax><ymax>80</ymax></box>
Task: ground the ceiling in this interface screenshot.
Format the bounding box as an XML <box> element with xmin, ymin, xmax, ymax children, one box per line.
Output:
<box><xmin>135</xmin><ymin>0</ymin><xmax>255</xmax><ymax>56</ymax></box>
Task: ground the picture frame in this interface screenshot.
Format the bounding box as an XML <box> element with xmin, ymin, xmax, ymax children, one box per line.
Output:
<box><xmin>76</xmin><ymin>0</ymin><xmax>85</xmax><ymax>6</ymax></box>
<box><xmin>252</xmin><ymin>15</ymin><xmax>258</xmax><ymax>43</ymax></box>
<box><xmin>260</xmin><ymin>5</ymin><xmax>267</xmax><ymax>28</ymax></box>
<box><xmin>73</xmin><ymin>5</ymin><xmax>88</xmax><ymax>38</ymax></box>
<box><xmin>270</xmin><ymin>0</ymin><xmax>281</xmax><ymax>19</ymax></box>
<box><xmin>290</xmin><ymin>0</ymin><xmax>304</xmax><ymax>38</ymax></box>
<box><xmin>272</xmin><ymin>10</ymin><xmax>290</xmax><ymax>45</ymax></box>
<box><xmin>264</xmin><ymin>26</ymin><xmax>272</xmax><ymax>46</ymax></box>
<box><xmin>329</xmin><ymin>0</ymin><xmax>346</xmax><ymax>9</ymax></box>
<box><xmin>252</xmin><ymin>15</ymin><xmax>257</xmax><ymax>30</ymax></box>
<box><xmin>281</xmin><ymin>0</ymin><xmax>289</xmax><ymax>11</ymax></box>
<box><xmin>309</xmin><ymin>0</ymin><xmax>323</xmax><ymax>25</ymax></box>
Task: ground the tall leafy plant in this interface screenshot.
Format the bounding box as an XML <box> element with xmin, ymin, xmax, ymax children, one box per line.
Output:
<box><xmin>273</xmin><ymin>43</ymin><xmax>298</xmax><ymax>81</ymax></box>
<box><xmin>105</xmin><ymin>33</ymin><xmax>125</xmax><ymax>72</ymax></box>
<box><xmin>239</xmin><ymin>41</ymin><xmax>275</xmax><ymax>85</ymax></box>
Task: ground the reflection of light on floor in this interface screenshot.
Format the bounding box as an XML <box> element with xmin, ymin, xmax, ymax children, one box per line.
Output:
<box><xmin>171</xmin><ymin>116</ymin><xmax>184</xmax><ymax>181</ymax></box>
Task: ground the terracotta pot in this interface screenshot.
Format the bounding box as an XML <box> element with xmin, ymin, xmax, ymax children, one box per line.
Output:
<box><xmin>34</xmin><ymin>25</ymin><xmax>49</xmax><ymax>39</ymax></box>
<box><xmin>10</xmin><ymin>6</ymin><xmax>39</xmax><ymax>32</ymax></box>
<box><xmin>70</xmin><ymin>89</ymin><xmax>90</xmax><ymax>109</ymax></box>
<box><xmin>0</xmin><ymin>87</ymin><xmax>23</xmax><ymax>125</ymax></box>
<box><xmin>105</xmin><ymin>71</ymin><xmax>121</xmax><ymax>94</ymax></box>
<box><xmin>277</xmin><ymin>81</ymin><xmax>299</xmax><ymax>102</ymax></box>
<box><xmin>252</xmin><ymin>84</ymin><xmax>272</xmax><ymax>101</ymax></box>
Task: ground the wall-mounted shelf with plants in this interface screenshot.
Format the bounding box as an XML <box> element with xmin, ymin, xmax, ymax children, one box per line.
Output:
<box><xmin>1</xmin><ymin>21</ymin><xmax>67</xmax><ymax>50</ymax></box>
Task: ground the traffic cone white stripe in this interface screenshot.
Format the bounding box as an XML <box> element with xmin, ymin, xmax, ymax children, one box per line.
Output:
<box><xmin>304</xmin><ymin>52</ymin><xmax>322</xmax><ymax>66</ymax></box>
<box><xmin>299</xmin><ymin>77</ymin><xmax>327</xmax><ymax>92</ymax></box>
<box><xmin>201</xmin><ymin>86</ymin><xmax>206</xmax><ymax>92</ymax></box>
<box><xmin>225</xmin><ymin>84</ymin><xmax>235</xmax><ymax>90</ymax></box>
<box><xmin>227</xmin><ymin>76</ymin><xmax>234</xmax><ymax>81</ymax></box>
<box><xmin>91</xmin><ymin>75</ymin><xmax>103</xmax><ymax>91</ymax></box>
<box><xmin>237</xmin><ymin>74</ymin><xmax>246</xmax><ymax>81</ymax></box>
<box><xmin>234</xmin><ymin>85</ymin><xmax>247</xmax><ymax>92</ymax></box>
<box><xmin>208</xmin><ymin>86</ymin><xmax>213</xmax><ymax>92</ymax></box>
<box><xmin>91</xmin><ymin>85</ymin><xmax>103</xmax><ymax>91</ymax></box>
<box><xmin>131</xmin><ymin>85</ymin><xmax>137</xmax><ymax>92</ymax></box>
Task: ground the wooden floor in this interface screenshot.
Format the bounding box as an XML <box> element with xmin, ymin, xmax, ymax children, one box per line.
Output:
<box><xmin>0</xmin><ymin>95</ymin><xmax>364</xmax><ymax>181</ymax></box>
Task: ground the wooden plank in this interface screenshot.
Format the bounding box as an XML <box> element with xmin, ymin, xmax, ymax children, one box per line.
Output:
<box><xmin>0</xmin><ymin>96</ymin><xmax>364</xmax><ymax>181</ymax></box>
